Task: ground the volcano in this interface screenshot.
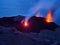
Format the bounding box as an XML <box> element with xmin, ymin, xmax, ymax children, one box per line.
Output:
<box><xmin>27</xmin><ymin>16</ymin><xmax>59</xmax><ymax>33</ymax></box>
<box><xmin>0</xmin><ymin>15</ymin><xmax>59</xmax><ymax>33</ymax></box>
<box><xmin>17</xmin><ymin>16</ymin><xmax>59</xmax><ymax>33</ymax></box>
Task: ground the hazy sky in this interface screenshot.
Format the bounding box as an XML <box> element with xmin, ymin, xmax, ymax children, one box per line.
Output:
<box><xmin>0</xmin><ymin>0</ymin><xmax>60</xmax><ymax>25</ymax></box>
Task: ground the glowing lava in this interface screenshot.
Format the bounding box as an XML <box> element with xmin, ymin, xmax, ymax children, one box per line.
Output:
<box><xmin>24</xmin><ymin>21</ymin><xmax>28</xmax><ymax>27</ymax></box>
<box><xmin>46</xmin><ymin>11</ymin><xmax>53</xmax><ymax>23</ymax></box>
<box><xmin>21</xmin><ymin>19</ymin><xmax>28</xmax><ymax>27</ymax></box>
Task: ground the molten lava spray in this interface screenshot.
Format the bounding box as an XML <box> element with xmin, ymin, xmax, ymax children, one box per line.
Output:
<box><xmin>46</xmin><ymin>11</ymin><xmax>53</xmax><ymax>23</ymax></box>
<box><xmin>24</xmin><ymin>21</ymin><xmax>28</xmax><ymax>27</ymax></box>
<box><xmin>21</xmin><ymin>19</ymin><xmax>28</xmax><ymax>27</ymax></box>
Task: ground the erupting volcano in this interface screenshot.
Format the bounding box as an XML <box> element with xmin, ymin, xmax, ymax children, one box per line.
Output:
<box><xmin>0</xmin><ymin>12</ymin><xmax>59</xmax><ymax>33</ymax></box>
<box><xmin>46</xmin><ymin>11</ymin><xmax>54</xmax><ymax>23</ymax></box>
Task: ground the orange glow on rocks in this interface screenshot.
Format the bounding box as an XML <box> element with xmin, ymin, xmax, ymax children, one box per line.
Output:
<box><xmin>46</xmin><ymin>11</ymin><xmax>53</xmax><ymax>23</ymax></box>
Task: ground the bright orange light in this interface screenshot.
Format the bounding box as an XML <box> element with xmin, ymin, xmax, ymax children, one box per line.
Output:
<box><xmin>24</xmin><ymin>21</ymin><xmax>28</xmax><ymax>27</ymax></box>
<box><xmin>46</xmin><ymin>11</ymin><xmax>53</xmax><ymax>23</ymax></box>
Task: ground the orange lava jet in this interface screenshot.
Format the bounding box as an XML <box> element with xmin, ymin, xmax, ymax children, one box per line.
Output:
<box><xmin>46</xmin><ymin>11</ymin><xmax>53</xmax><ymax>23</ymax></box>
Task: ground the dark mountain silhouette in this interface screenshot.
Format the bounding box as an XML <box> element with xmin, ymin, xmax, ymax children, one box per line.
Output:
<box><xmin>0</xmin><ymin>15</ymin><xmax>25</xmax><ymax>27</ymax></box>
<box><xmin>17</xmin><ymin>16</ymin><xmax>59</xmax><ymax>33</ymax></box>
<box><xmin>28</xmin><ymin>16</ymin><xmax>59</xmax><ymax>32</ymax></box>
<box><xmin>0</xmin><ymin>15</ymin><xmax>59</xmax><ymax>33</ymax></box>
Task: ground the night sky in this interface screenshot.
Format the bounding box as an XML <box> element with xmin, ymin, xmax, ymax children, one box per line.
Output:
<box><xmin>0</xmin><ymin>0</ymin><xmax>60</xmax><ymax>25</ymax></box>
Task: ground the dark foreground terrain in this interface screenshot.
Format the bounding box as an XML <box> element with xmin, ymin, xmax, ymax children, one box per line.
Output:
<box><xmin>0</xmin><ymin>26</ymin><xmax>60</xmax><ymax>45</ymax></box>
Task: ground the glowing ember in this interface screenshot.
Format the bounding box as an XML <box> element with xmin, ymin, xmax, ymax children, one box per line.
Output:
<box><xmin>46</xmin><ymin>11</ymin><xmax>53</xmax><ymax>23</ymax></box>
<box><xmin>24</xmin><ymin>21</ymin><xmax>28</xmax><ymax>27</ymax></box>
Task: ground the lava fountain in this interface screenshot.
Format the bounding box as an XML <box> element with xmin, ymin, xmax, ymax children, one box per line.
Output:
<box><xmin>24</xmin><ymin>21</ymin><xmax>28</xmax><ymax>27</ymax></box>
<box><xmin>21</xmin><ymin>19</ymin><xmax>29</xmax><ymax>27</ymax></box>
<box><xmin>46</xmin><ymin>11</ymin><xmax>54</xmax><ymax>23</ymax></box>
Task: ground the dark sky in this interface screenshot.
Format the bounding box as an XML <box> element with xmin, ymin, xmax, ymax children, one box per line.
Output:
<box><xmin>0</xmin><ymin>0</ymin><xmax>60</xmax><ymax>25</ymax></box>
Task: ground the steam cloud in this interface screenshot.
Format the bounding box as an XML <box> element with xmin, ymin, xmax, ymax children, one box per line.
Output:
<box><xmin>25</xmin><ymin>0</ymin><xmax>56</xmax><ymax>21</ymax></box>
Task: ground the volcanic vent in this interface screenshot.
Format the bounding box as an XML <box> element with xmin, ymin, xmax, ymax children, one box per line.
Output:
<box><xmin>17</xmin><ymin>11</ymin><xmax>59</xmax><ymax>33</ymax></box>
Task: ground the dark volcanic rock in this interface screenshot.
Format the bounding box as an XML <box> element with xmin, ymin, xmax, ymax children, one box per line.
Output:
<box><xmin>27</xmin><ymin>16</ymin><xmax>59</xmax><ymax>33</ymax></box>
<box><xmin>0</xmin><ymin>15</ymin><xmax>25</xmax><ymax>27</ymax></box>
<box><xmin>0</xmin><ymin>15</ymin><xmax>59</xmax><ymax>33</ymax></box>
<box><xmin>17</xmin><ymin>16</ymin><xmax>59</xmax><ymax>33</ymax></box>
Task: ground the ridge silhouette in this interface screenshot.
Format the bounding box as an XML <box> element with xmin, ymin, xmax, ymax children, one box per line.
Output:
<box><xmin>0</xmin><ymin>16</ymin><xmax>59</xmax><ymax>33</ymax></box>
<box><xmin>17</xmin><ymin>16</ymin><xmax>59</xmax><ymax>33</ymax></box>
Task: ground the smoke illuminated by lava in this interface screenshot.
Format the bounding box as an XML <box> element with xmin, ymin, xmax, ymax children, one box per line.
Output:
<box><xmin>35</xmin><ymin>12</ymin><xmax>42</xmax><ymax>17</ymax></box>
<box><xmin>46</xmin><ymin>11</ymin><xmax>53</xmax><ymax>23</ymax></box>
